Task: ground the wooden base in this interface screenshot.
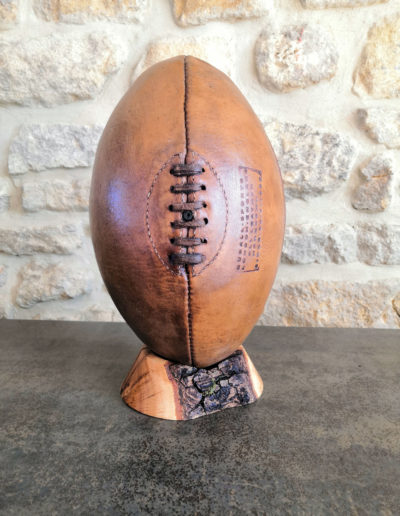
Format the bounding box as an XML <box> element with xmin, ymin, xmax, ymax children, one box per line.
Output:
<box><xmin>120</xmin><ymin>346</ymin><xmax>263</xmax><ymax>420</ymax></box>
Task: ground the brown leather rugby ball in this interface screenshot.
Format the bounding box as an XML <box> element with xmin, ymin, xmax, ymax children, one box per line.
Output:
<box><xmin>90</xmin><ymin>56</ymin><xmax>285</xmax><ymax>368</ymax></box>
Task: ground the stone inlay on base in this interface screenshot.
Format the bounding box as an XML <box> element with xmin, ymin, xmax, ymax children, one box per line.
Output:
<box><xmin>121</xmin><ymin>346</ymin><xmax>263</xmax><ymax>420</ymax></box>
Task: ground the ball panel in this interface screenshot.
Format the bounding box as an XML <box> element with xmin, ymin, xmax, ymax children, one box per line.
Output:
<box><xmin>90</xmin><ymin>56</ymin><xmax>193</xmax><ymax>364</ymax></box>
<box><xmin>183</xmin><ymin>57</ymin><xmax>285</xmax><ymax>366</ymax></box>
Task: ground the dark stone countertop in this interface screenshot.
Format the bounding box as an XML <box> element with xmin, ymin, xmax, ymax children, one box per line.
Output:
<box><xmin>0</xmin><ymin>320</ymin><xmax>399</xmax><ymax>515</ymax></box>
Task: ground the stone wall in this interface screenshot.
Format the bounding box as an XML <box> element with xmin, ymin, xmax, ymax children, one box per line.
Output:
<box><xmin>0</xmin><ymin>0</ymin><xmax>399</xmax><ymax>328</ymax></box>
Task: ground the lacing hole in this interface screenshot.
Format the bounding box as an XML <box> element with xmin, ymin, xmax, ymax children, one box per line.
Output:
<box><xmin>202</xmin><ymin>202</ymin><xmax>207</xmax><ymax>208</ymax></box>
<box><xmin>201</xmin><ymin>185</ymin><xmax>206</xmax><ymax>190</ymax></box>
<box><xmin>201</xmin><ymin>238</ymin><xmax>208</xmax><ymax>244</ymax></box>
<box><xmin>169</xmin><ymin>168</ymin><xmax>175</xmax><ymax>174</ymax></box>
<box><xmin>168</xmin><ymin>205</ymin><xmax>173</xmax><ymax>211</ymax></box>
<box><xmin>170</xmin><ymin>238</ymin><xmax>175</xmax><ymax>244</ymax></box>
<box><xmin>170</xmin><ymin>186</ymin><xmax>175</xmax><ymax>192</ymax></box>
<box><xmin>204</xmin><ymin>218</ymin><xmax>208</xmax><ymax>225</ymax></box>
<box><xmin>201</xmin><ymin>168</ymin><xmax>205</xmax><ymax>172</ymax></box>
<box><xmin>182</xmin><ymin>210</ymin><xmax>194</xmax><ymax>222</ymax></box>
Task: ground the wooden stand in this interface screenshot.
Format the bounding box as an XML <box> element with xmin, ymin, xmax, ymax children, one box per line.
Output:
<box><xmin>120</xmin><ymin>346</ymin><xmax>263</xmax><ymax>420</ymax></box>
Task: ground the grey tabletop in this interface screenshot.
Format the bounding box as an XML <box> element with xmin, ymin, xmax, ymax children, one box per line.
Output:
<box><xmin>0</xmin><ymin>320</ymin><xmax>399</xmax><ymax>515</ymax></box>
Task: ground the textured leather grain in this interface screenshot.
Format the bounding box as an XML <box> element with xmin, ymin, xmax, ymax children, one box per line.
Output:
<box><xmin>90</xmin><ymin>56</ymin><xmax>285</xmax><ymax>367</ymax></box>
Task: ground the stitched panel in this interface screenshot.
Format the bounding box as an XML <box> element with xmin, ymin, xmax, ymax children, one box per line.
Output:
<box><xmin>237</xmin><ymin>166</ymin><xmax>263</xmax><ymax>273</ymax></box>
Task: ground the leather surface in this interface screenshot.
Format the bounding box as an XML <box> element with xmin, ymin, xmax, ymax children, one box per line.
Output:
<box><xmin>90</xmin><ymin>55</ymin><xmax>285</xmax><ymax>367</ymax></box>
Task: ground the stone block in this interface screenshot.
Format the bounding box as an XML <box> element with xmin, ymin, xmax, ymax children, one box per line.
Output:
<box><xmin>34</xmin><ymin>0</ymin><xmax>148</xmax><ymax>23</ymax></box>
<box><xmin>0</xmin><ymin>0</ymin><xmax>19</xmax><ymax>29</ymax></box>
<box><xmin>0</xmin><ymin>264</ymin><xmax>6</xmax><ymax>287</ymax></box>
<box><xmin>173</xmin><ymin>0</ymin><xmax>269</xmax><ymax>26</ymax></box>
<box><xmin>263</xmin><ymin>119</ymin><xmax>357</xmax><ymax>199</ymax></box>
<box><xmin>354</xmin><ymin>15</ymin><xmax>400</xmax><ymax>99</ymax></box>
<box><xmin>300</xmin><ymin>0</ymin><xmax>387</xmax><ymax>7</ymax></box>
<box><xmin>0</xmin><ymin>32</ymin><xmax>126</xmax><ymax>106</ymax></box>
<box><xmin>9</xmin><ymin>125</ymin><xmax>102</xmax><ymax>175</ymax></box>
<box><xmin>22</xmin><ymin>178</ymin><xmax>90</xmax><ymax>211</ymax></box>
<box><xmin>352</xmin><ymin>154</ymin><xmax>393</xmax><ymax>212</ymax></box>
<box><xmin>0</xmin><ymin>178</ymin><xmax>11</xmax><ymax>212</ymax></box>
<box><xmin>255</xmin><ymin>24</ymin><xmax>338</xmax><ymax>92</ymax></box>
<box><xmin>0</xmin><ymin>224</ymin><xmax>82</xmax><ymax>255</ymax></box>
<box><xmin>357</xmin><ymin>223</ymin><xmax>400</xmax><ymax>265</ymax></box>
<box><xmin>358</xmin><ymin>108</ymin><xmax>400</xmax><ymax>149</ymax></box>
<box><xmin>16</xmin><ymin>260</ymin><xmax>92</xmax><ymax>308</ymax></box>
<box><xmin>261</xmin><ymin>280</ymin><xmax>400</xmax><ymax>328</ymax></box>
<box><xmin>282</xmin><ymin>224</ymin><xmax>357</xmax><ymax>264</ymax></box>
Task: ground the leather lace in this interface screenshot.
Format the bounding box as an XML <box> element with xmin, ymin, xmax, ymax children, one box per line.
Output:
<box><xmin>169</xmin><ymin>164</ymin><xmax>207</xmax><ymax>266</ymax></box>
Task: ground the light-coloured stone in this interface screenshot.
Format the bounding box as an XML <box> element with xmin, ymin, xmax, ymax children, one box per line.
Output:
<box><xmin>39</xmin><ymin>312</ymin><xmax>85</xmax><ymax>321</ymax></box>
<box><xmin>358</xmin><ymin>108</ymin><xmax>400</xmax><ymax>149</ymax></box>
<box><xmin>0</xmin><ymin>301</ymin><xmax>9</xmax><ymax>318</ymax></box>
<box><xmin>9</xmin><ymin>125</ymin><xmax>103</xmax><ymax>175</ymax></box>
<box><xmin>282</xmin><ymin>223</ymin><xmax>400</xmax><ymax>265</ymax></box>
<box><xmin>16</xmin><ymin>260</ymin><xmax>92</xmax><ymax>308</ymax></box>
<box><xmin>359</xmin><ymin>154</ymin><xmax>393</xmax><ymax>183</ymax></box>
<box><xmin>282</xmin><ymin>224</ymin><xmax>357</xmax><ymax>264</ymax></box>
<box><xmin>0</xmin><ymin>32</ymin><xmax>126</xmax><ymax>106</ymax></box>
<box><xmin>82</xmin><ymin>305</ymin><xmax>123</xmax><ymax>322</ymax></box>
<box><xmin>0</xmin><ymin>0</ymin><xmax>19</xmax><ymax>29</ymax></box>
<box><xmin>357</xmin><ymin>223</ymin><xmax>400</xmax><ymax>265</ymax></box>
<box><xmin>263</xmin><ymin>119</ymin><xmax>357</xmax><ymax>199</ymax></box>
<box><xmin>173</xmin><ymin>0</ymin><xmax>269</xmax><ymax>26</ymax></box>
<box><xmin>393</xmin><ymin>293</ymin><xmax>400</xmax><ymax>318</ymax></box>
<box><xmin>255</xmin><ymin>24</ymin><xmax>338</xmax><ymax>92</ymax></box>
<box><xmin>260</xmin><ymin>280</ymin><xmax>400</xmax><ymax>328</ymax></box>
<box><xmin>134</xmin><ymin>35</ymin><xmax>235</xmax><ymax>80</ymax></box>
<box><xmin>30</xmin><ymin>305</ymin><xmax>124</xmax><ymax>322</ymax></box>
<box><xmin>0</xmin><ymin>4</ymin><xmax>396</xmax><ymax>329</ymax></box>
<box><xmin>352</xmin><ymin>154</ymin><xmax>393</xmax><ymax>212</ymax></box>
<box><xmin>300</xmin><ymin>0</ymin><xmax>388</xmax><ymax>7</ymax></box>
<box><xmin>0</xmin><ymin>178</ymin><xmax>11</xmax><ymax>212</ymax></box>
<box><xmin>22</xmin><ymin>178</ymin><xmax>90</xmax><ymax>212</ymax></box>
<box><xmin>0</xmin><ymin>224</ymin><xmax>82</xmax><ymax>255</ymax></box>
<box><xmin>34</xmin><ymin>0</ymin><xmax>147</xmax><ymax>23</ymax></box>
<box><xmin>0</xmin><ymin>264</ymin><xmax>6</xmax><ymax>287</ymax></box>
<box><xmin>354</xmin><ymin>16</ymin><xmax>400</xmax><ymax>99</ymax></box>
